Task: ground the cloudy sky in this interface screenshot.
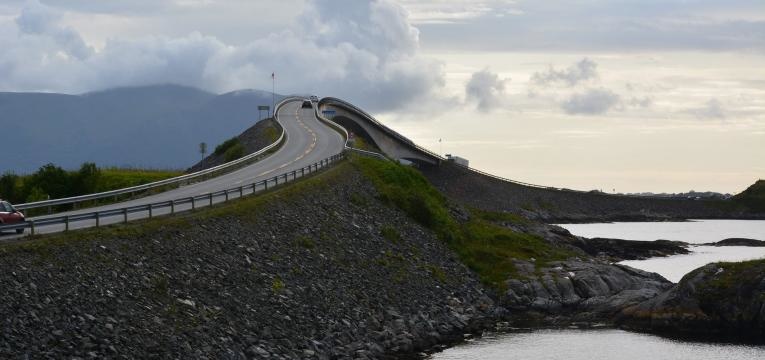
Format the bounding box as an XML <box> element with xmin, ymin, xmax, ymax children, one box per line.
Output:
<box><xmin>1</xmin><ymin>0</ymin><xmax>763</xmax><ymax>193</ymax></box>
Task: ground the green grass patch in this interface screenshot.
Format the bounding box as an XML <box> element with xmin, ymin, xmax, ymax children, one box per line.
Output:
<box><xmin>97</xmin><ymin>168</ymin><xmax>182</xmax><ymax>192</ymax></box>
<box><xmin>213</xmin><ymin>137</ymin><xmax>241</xmax><ymax>156</ymax></box>
<box><xmin>380</xmin><ymin>225</ymin><xmax>401</xmax><ymax>243</ymax></box>
<box><xmin>223</xmin><ymin>143</ymin><xmax>246</xmax><ymax>162</ymax></box>
<box><xmin>295</xmin><ymin>235</ymin><xmax>315</xmax><ymax>249</ymax></box>
<box><xmin>271</xmin><ymin>276</ymin><xmax>285</xmax><ymax>292</ymax></box>
<box><xmin>352</xmin><ymin>157</ymin><xmax>575</xmax><ymax>291</ymax></box>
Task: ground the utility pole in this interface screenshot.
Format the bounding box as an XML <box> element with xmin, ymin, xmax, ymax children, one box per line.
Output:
<box><xmin>199</xmin><ymin>142</ymin><xmax>207</xmax><ymax>160</ymax></box>
<box><xmin>271</xmin><ymin>72</ymin><xmax>275</xmax><ymax>118</ymax></box>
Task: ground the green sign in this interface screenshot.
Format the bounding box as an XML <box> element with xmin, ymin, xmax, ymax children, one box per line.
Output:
<box><xmin>258</xmin><ymin>105</ymin><xmax>270</xmax><ymax>111</ymax></box>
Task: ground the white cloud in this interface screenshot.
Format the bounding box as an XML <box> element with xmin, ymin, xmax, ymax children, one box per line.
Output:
<box><xmin>692</xmin><ymin>98</ymin><xmax>726</xmax><ymax>119</ymax></box>
<box><xmin>0</xmin><ymin>0</ymin><xmax>445</xmax><ymax>112</ymax></box>
<box><xmin>531</xmin><ymin>58</ymin><xmax>598</xmax><ymax>87</ymax></box>
<box><xmin>562</xmin><ymin>88</ymin><xmax>621</xmax><ymax>115</ymax></box>
<box><xmin>465</xmin><ymin>68</ymin><xmax>509</xmax><ymax>112</ymax></box>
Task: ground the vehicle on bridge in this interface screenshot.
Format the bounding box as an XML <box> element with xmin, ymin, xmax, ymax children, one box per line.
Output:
<box><xmin>309</xmin><ymin>95</ymin><xmax>319</xmax><ymax>102</ymax></box>
<box><xmin>0</xmin><ymin>200</ymin><xmax>25</xmax><ymax>234</ymax></box>
<box><xmin>302</xmin><ymin>100</ymin><xmax>313</xmax><ymax>109</ymax></box>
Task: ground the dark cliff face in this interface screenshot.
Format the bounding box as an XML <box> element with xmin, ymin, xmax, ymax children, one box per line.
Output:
<box><xmin>421</xmin><ymin>162</ymin><xmax>763</xmax><ymax>222</ymax></box>
<box><xmin>0</xmin><ymin>163</ymin><xmax>499</xmax><ymax>359</ymax></box>
<box><xmin>619</xmin><ymin>259</ymin><xmax>765</xmax><ymax>343</ymax></box>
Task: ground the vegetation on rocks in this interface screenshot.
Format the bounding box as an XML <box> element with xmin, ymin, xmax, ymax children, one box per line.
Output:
<box><xmin>0</xmin><ymin>160</ymin><xmax>498</xmax><ymax>358</ymax></box>
<box><xmin>353</xmin><ymin>157</ymin><xmax>576</xmax><ymax>290</ymax></box>
<box><xmin>620</xmin><ymin>258</ymin><xmax>765</xmax><ymax>343</ymax></box>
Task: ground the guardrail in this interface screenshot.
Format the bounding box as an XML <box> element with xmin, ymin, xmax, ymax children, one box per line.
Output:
<box><xmin>319</xmin><ymin>97</ymin><xmax>441</xmax><ymax>162</ymax></box>
<box><xmin>0</xmin><ymin>153</ymin><xmax>345</xmax><ymax>236</ymax></box>
<box><xmin>317</xmin><ymin>97</ymin><xmax>694</xmax><ymax>199</ymax></box>
<box><xmin>15</xmin><ymin>96</ymin><xmax>301</xmax><ymax>212</ymax></box>
<box><xmin>314</xmin><ymin>98</ymin><xmax>388</xmax><ymax>160</ymax></box>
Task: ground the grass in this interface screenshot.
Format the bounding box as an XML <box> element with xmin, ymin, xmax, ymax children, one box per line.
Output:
<box><xmin>353</xmin><ymin>157</ymin><xmax>576</xmax><ymax>291</ymax></box>
<box><xmin>0</xmin><ymin>160</ymin><xmax>347</xmax><ymax>259</ymax></box>
<box><xmin>380</xmin><ymin>225</ymin><xmax>401</xmax><ymax>243</ymax></box>
<box><xmin>697</xmin><ymin>258</ymin><xmax>765</xmax><ymax>305</ymax></box>
<box><xmin>97</xmin><ymin>168</ymin><xmax>183</xmax><ymax>192</ymax></box>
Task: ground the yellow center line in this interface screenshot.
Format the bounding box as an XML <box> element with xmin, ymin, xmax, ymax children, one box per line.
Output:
<box><xmin>256</xmin><ymin>106</ymin><xmax>318</xmax><ymax>177</ymax></box>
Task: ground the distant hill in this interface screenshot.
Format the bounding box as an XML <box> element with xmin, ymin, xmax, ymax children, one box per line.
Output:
<box><xmin>733</xmin><ymin>180</ymin><xmax>765</xmax><ymax>212</ymax></box>
<box><xmin>0</xmin><ymin>85</ymin><xmax>283</xmax><ymax>173</ymax></box>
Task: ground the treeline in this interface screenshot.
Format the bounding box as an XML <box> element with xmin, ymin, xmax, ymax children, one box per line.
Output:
<box><xmin>0</xmin><ymin>163</ymin><xmax>181</xmax><ymax>205</ymax></box>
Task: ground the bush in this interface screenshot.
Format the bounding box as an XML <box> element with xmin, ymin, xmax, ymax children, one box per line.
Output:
<box><xmin>214</xmin><ymin>137</ymin><xmax>241</xmax><ymax>156</ymax></box>
<box><xmin>223</xmin><ymin>143</ymin><xmax>246</xmax><ymax>162</ymax></box>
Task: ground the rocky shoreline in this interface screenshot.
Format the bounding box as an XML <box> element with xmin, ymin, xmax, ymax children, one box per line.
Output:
<box><xmin>1</xmin><ymin>157</ymin><xmax>762</xmax><ymax>358</ymax></box>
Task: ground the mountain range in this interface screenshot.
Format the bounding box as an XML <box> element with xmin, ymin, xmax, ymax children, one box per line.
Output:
<box><xmin>1</xmin><ymin>85</ymin><xmax>284</xmax><ymax>174</ymax></box>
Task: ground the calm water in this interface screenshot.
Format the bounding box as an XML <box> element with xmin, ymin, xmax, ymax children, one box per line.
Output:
<box><xmin>428</xmin><ymin>329</ymin><xmax>765</xmax><ymax>360</ymax></box>
<box><xmin>559</xmin><ymin>220</ymin><xmax>765</xmax><ymax>282</ymax></box>
<box><xmin>559</xmin><ymin>220</ymin><xmax>764</xmax><ymax>244</ymax></box>
<box><xmin>430</xmin><ymin>221</ymin><xmax>765</xmax><ymax>359</ymax></box>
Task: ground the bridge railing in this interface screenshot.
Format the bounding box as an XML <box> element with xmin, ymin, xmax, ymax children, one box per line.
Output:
<box><xmin>314</xmin><ymin>98</ymin><xmax>388</xmax><ymax>160</ymax></box>
<box><xmin>0</xmin><ymin>153</ymin><xmax>346</xmax><ymax>236</ymax></box>
<box><xmin>15</xmin><ymin>97</ymin><xmax>302</xmax><ymax>212</ymax></box>
<box><xmin>317</xmin><ymin>97</ymin><xmax>697</xmax><ymax>199</ymax></box>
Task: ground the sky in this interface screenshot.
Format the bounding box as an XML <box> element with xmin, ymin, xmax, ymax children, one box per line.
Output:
<box><xmin>0</xmin><ymin>0</ymin><xmax>763</xmax><ymax>193</ymax></box>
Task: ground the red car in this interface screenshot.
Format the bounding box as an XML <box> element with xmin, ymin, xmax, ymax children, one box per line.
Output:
<box><xmin>0</xmin><ymin>200</ymin><xmax>25</xmax><ymax>234</ymax></box>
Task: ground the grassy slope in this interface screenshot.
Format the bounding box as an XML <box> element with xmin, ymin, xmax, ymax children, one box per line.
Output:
<box><xmin>7</xmin><ymin>157</ymin><xmax>575</xmax><ymax>293</ymax></box>
<box><xmin>733</xmin><ymin>180</ymin><xmax>765</xmax><ymax>212</ymax></box>
<box><xmin>353</xmin><ymin>157</ymin><xmax>575</xmax><ymax>290</ymax></box>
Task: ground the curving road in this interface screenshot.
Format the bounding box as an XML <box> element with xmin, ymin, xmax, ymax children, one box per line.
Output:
<box><xmin>4</xmin><ymin>99</ymin><xmax>345</xmax><ymax>238</ymax></box>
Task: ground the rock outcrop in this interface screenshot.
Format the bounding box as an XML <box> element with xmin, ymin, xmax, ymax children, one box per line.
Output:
<box><xmin>704</xmin><ymin>238</ymin><xmax>765</xmax><ymax>247</ymax></box>
<box><xmin>503</xmin><ymin>260</ymin><xmax>673</xmax><ymax>325</ymax></box>
<box><xmin>569</xmin><ymin>237</ymin><xmax>689</xmax><ymax>261</ymax></box>
<box><xmin>620</xmin><ymin>259</ymin><xmax>765</xmax><ymax>343</ymax></box>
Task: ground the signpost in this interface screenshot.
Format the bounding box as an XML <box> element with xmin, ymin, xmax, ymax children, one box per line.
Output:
<box><xmin>258</xmin><ymin>105</ymin><xmax>270</xmax><ymax>120</ymax></box>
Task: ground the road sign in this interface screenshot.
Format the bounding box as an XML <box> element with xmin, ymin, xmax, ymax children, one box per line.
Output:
<box><xmin>258</xmin><ymin>105</ymin><xmax>270</xmax><ymax>111</ymax></box>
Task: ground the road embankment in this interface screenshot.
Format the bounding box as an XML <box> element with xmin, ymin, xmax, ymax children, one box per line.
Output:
<box><xmin>0</xmin><ymin>161</ymin><xmax>499</xmax><ymax>359</ymax></box>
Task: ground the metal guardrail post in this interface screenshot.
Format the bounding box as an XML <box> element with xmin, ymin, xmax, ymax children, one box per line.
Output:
<box><xmin>239</xmin><ymin>186</ymin><xmax>243</xmax><ymax>198</ymax></box>
<box><xmin>96</xmin><ymin>212</ymin><xmax>100</xmax><ymax>227</ymax></box>
<box><xmin>171</xmin><ymin>200</ymin><xmax>175</xmax><ymax>214</ymax></box>
<box><xmin>191</xmin><ymin>197</ymin><xmax>196</xmax><ymax>210</ymax></box>
<box><xmin>123</xmin><ymin>208</ymin><xmax>128</xmax><ymax>224</ymax></box>
<box><xmin>65</xmin><ymin>216</ymin><xmax>69</xmax><ymax>231</ymax></box>
<box><xmin>30</xmin><ymin>221</ymin><xmax>35</xmax><ymax>236</ymax></box>
<box><xmin>264</xmin><ymin>179</ymin><xmax>268</xmax><ymax>190</ymax></box>
<box><xmin>209</xmin><ymin>193</ymin><xmax>213</xmax><ymax>206</ymax></box>
<box><xmin>225</xmin><ymin>190</ymin><xmax>229</xmax><ymax>201</ymax></box>
<box><xmin>148</xmin><ymin>204</ymin><xmax>153</xmax><ymax>218</ymax></box>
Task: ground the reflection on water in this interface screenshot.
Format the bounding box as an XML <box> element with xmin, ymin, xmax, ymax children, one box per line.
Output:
<box><xmin>558</xmin><ymin>220</ymin><xmax>765</xmax><ymax>282</ymax></box>
<box><xmin>428</xmin><ymin>329</ymin><xmax>765</xmax><ymax>360</ymax></box>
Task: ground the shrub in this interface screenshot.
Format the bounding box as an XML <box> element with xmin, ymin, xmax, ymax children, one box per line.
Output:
<box><xmin>214</xmin><ymin>137</ymin><xmax>240</xmax><ymax>156</ymax></box>
<box><xmin>223</xmin><ymin>143</ymin><xmax>246</xmax><ymax>162</ymax></box>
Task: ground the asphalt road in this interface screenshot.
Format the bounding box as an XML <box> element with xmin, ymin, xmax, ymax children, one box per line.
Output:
<box><xmin>2</xmin><ymin>99</ymin><xmax>345</xmax><ymax>238</ymax></box>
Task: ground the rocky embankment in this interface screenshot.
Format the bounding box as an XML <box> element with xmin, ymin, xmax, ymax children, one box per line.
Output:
<box><xmin>0</xmin><ymin>163</ymin><xmax>500</xmax><ymax>359</ymax></box>
<box><xmin>188</xmin><ymin>118</ymin><xmax>282</xmax><ymax>173</ymax></box>
<box><xmin>504</xmin><ymin>260</ymin><xmax>673</xmax><ymax>325</ymax></box>
<box><xmin>421</xmin><ymin>162</ymin><xmax>765</xmax><ymax>222</ymax></box>
<box><xmin>619</xmin><ymin>259</ymin><xmax>765</xmax><ymax>343</ymax></box>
